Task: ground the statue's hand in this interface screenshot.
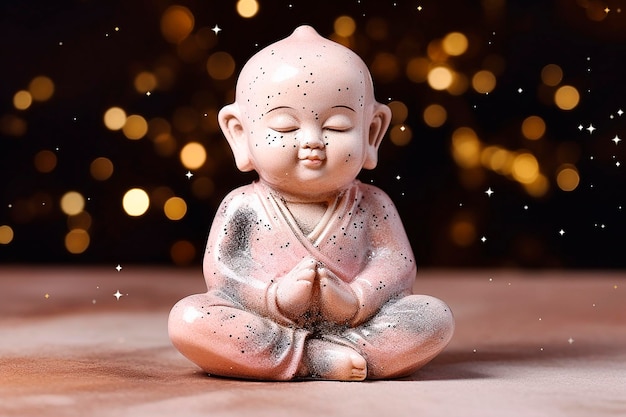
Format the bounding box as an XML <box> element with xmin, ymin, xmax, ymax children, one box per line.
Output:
<box><xmin>318</xmin><ymin>267</ymin><xmax>359</xmax><ymax>324</ymax></box>
<box><xmin>276</xmin><ymin>257</ymin><xmax>317</xmax><ymax>319</ymax></box>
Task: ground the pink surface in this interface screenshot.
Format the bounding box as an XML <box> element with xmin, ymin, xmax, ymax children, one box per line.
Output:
<box><xmin>1</xmin><ymin>267</ymin><xmax>625</xmax><ymax>416</ymax></box>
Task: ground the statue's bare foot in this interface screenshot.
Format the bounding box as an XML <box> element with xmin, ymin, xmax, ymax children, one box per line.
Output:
<box><xmin>299</xmin><ymin>339</ymin><xmax>367</xmax><ymax>381</ymax></box>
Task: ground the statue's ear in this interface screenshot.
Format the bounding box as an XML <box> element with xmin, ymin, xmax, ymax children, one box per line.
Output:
<box><xmin>363</xmin><ymin>103</ymin><xmax>392</xmax><ymax>170</ymax></box>
<box><xmin>218</xmin><ymin>103</ymin><xmax>254</xmax><ymax>172</ymax></box>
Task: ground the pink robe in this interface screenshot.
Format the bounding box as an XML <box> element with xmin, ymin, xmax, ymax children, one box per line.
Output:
<box><xmin>169</xmin><ymin>180</ymin><xmax>453</xmax><ymax>379</ymax></box>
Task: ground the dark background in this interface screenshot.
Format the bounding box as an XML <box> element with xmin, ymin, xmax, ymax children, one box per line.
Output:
<box><xmin>1</xmin><ymin>0</ymin><xmax>624</xmax><ymax>268</ymax></box>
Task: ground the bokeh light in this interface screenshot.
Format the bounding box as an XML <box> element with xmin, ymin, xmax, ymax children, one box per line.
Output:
<box><xmin>521</xmin><ymin>115</ymin><xmax>546</xmax><ymax>140</ymax></box>
<box><xmin>556</xmin><ymin>164</ymin><xmax>580</xmax><ymax>191</ymax></box>
<box><xmin>442</xmin><ymin>32</ymin><xmax>468</xmax><ymax>56</ymax></box>
<box><xmin>554</xmin><ymin>85</ymin><xmax>580</xmax><ymax>110</ymax></box>
<box><xmin>180</xmin><ymin>142</ymin><xmax>207</xmax><ymax>169</ymax></box>
<box><xmin>65</xmin><ymin>229</ymin><xmax>90</xmax><ymax>254</ymax></box>
<box><xmin>164</xmin><ymin>196</ymin><xmax>188</xmax><ymax>220</ymax></box>
<box><xmin>0</xmin><ymin>115</ymin><xmax>27</xmax><ymax>136</ymax></box>
<box><xmin>388</xmin><ymin>101</ymin><xmax>408</xmax><ymax>124</ymax></box>
<box><xmin>389</xmin><ymin>124</ymin><xmax>412</xmax><ymax>146</ymax></box>
<box><xmin>90</xmin><ymin>157</ymin><xmax>114</xmax><ymax>181</ymax></box>
<box><xmin>67</xmin><ymin>211</ymin><xmax>92</xmax><ymax>231</ymax></box>
<box><xmin>123</xmin><ymin>188</ymin><xmax>150</xmax><ymax>217</ymax></box>
<box><xmin>104</xmin><ymin>107</ymin><xmax>127</xmax><ymax>131</ymax></box>
<box><xmin>236</xmin><ymin>0</ymin><xmax>259</xmax><ymax>18</ymax></box>
<box><xmin>206</xmin><ymin>51</ymin><xmax>236</xmax><ymax>80</ymax></box>
<box><xmin>28</xmin><ymin>75</ymin><xmax>54</xmax><ymax>101</ymax></box>
<box><xmin>472</xmin><ymin>70</ymin><xmax>496</xmax><ymax>94</ymax></box>
<box><xmin>511</xmin><ymin>153</ymin><xmax>540</xmax><ymax>184</ymax></box>
<box><xmin>541</xmin><ymin>64</ymin><xmax>563</xmax><ymax>86</ymax></box>
<box><xmin>60</xmin><ymin>191</ymin><xmax>85</xmax><ymax>216</ymax></box>
<box><xmin>452</xmin><ymin>127</ymin><xmax>481</xmax><ymax>168</ymax></box>
<box><xmin>34</xmin><ymin>150</ymin><xmax>57</xmax><ymax>173</ymax></box>
<box><xmin>134</xmin><ymin>71</ymin><xmax>158</xmax><ymax>93</ymax></box>
<box><xmin>423</xmin><ymin>104</ymin><xmax>447</xmax><ymax>128</ymax></box>
<box><xmin>334</xmin><ymin>16</ymin><xmax>356</xmax><ymax>37</ymax></box>
<box><xmin>0</xmin><ymin>225</ymin><xmax>14</xmax><ymax>245</ymax></box>
<box><xmin>161</xmin><ymin>5</ymin><xmax>195</xmax><ymax>44</ymax></box>
<box><xmin>523</xmin><ymin>174</ymin><xmax>549</xmax><ymax>197</ymax></box>
<box><xmin>13</xmin><ymin>90</ymin><xmax>32</xmax><ymax>110</ymax></box>
<box><xmin>370</xmin><ymin>53</ymin><xmax>399</xmax><ymax>83</ymax></box>
<box><xmin>482</xmin><ymin>146</ymin><xmax>513</xmax><ymax>175</ymax></box>
<box><xmin>170</xmin><ymin>240</ymin><xmax>196</xmax><ymax>266</ymax></box>
<box><xmin>427</xmin><ymin>66</ymin><xmax>454</xmax><ymax>90</ymax></box>
<box><xmin>122</xmin><ymin>114</ymin><xmax>148</xmax><ymax>140</ymax></box>
<box><xmin>450</xmin><ymin>215</ymin><xmax>476</xmax><ymax>247</ymax></box>
<box><xmin>153</xmin><ymin>133</ymin><xmax>178</xmax><ymax>156</ymax></box>
<box><xmin>406</xmin><ymin>57</ymin><xmax>430</xmax><ymax>83</ymax></box>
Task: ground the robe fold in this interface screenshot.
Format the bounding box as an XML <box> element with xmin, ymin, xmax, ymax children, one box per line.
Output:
<box><xmin>204</xmin><ymin>180</ymin><xmax>417</xmax><ymax>326</ymax></box>
<box><xmin>169</xmin><ymin>180</ymin><xmax>452</xmax><ymax>380</ymax></box>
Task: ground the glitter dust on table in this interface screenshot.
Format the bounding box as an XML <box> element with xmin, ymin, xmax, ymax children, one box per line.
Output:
<box><xmin>1</xmin><ymin>266</ymin><xmax>625</xmax><ymax>417</ymax></box>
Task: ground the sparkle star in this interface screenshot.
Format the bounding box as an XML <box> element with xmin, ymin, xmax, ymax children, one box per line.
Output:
<box><xmin>481</xmin><ymin>236</ymin><xmax>487</xmax><ymax>243</ymax></box>
<box><xmin>618</xmin><ymin>109</ymin><xmax>624</xmax><ymax>116</ymax></box>
<box><xmin>212</xmin><ymin>25</ymin><xmax>222</xmax><ymax>35</ymax></box>
<box><xmin>612</xmin><ymin>135</ymin><xmax>621</xmax><ymax>145</ymax></box>
<box><xmin>115</xmin><ymin>264</ymin><xmax>122</xmax><ymax>272</ymax></box>
<box><xmin>586</xmin><ymin>124</ymin><xmax>596</xmax><ymax>134</ymax></box>
<box><xmin>113</xmin><ymin>290</ymin><xmax>123</xmax><ymax>300</ymax></box>
<box><xmin>186</xmin><ymin>171</ymin><xmax>194</xmax><ymax>179</ymax></box>
<box><xmin>485</xmin><ymin>187</ymin><xmax>494</xmax><ymax>197</ymax></box>
<box><xmin>559</xmin><ymin>229</ymin><xmax>565</xmax><ymax>236</ymax></box>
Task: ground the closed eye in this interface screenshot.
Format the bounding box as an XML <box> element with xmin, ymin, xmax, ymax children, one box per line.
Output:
<box><xmin>323</xmin><ymin>113</ymin><xmax>353</xmax><ymax>132</ymax></box>
<box><xmin>271</xmin><ymin>126</ymin><xmax>298</xmax><ymax>133</ymax></box>
<box><xmin>323</xmin><ymin>126</ymin><xmax>352</xmax><ymax>132</ymax></box>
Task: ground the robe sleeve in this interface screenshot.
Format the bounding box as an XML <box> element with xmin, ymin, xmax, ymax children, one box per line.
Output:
<box><xmin>349</xmin><ymin>184</ymin><xmax>417</xmax><ymax>326</ymax></box>
<box><xmin>202</xmin><ymin>186</ymin><xmax>295</xmax><ymax>326</ymax></box>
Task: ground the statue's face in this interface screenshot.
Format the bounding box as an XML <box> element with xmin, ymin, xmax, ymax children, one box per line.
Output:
<box><xmin>231</xmin><ymin>26</ymin><xmax>382</xmax><ymax>200</ymax></box>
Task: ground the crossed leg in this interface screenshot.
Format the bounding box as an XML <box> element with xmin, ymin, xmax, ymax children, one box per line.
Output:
<box><xmin>169</xmin><ymin>293</ymin><xmax>453</xmax><ymax>381</ymax></box>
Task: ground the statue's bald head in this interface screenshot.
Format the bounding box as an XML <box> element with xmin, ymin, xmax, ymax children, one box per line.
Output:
<box><xmin>233</xmin><ymin>25</ymin><xmax>378</xmax><ymax>116</ymax></box>
<box><xmin>219</xmin><ymin>26</ymin><xmax>391</xmax><ymax>173</ymax></box>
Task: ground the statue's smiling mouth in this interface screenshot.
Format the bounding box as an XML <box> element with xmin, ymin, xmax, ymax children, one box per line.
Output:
<box><xmin>298</xmin><ymin>151</ymin><xmax>326</xmax><ymax>162</ymax></box>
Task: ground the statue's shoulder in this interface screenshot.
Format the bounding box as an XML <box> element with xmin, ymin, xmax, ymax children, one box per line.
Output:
<box><xmin>355</xmin><ymin>180</ymin><xmax>394</xmax><ymax>206</ymax></box>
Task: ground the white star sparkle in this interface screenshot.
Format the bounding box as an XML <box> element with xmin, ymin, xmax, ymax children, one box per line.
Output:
<box><xmin>186</xmin><ymin>171</ymin><xmax>193</xmax><ymax>179</ymax></box>
<box><xmin>113</xmin><ymin>290</ymin><xmax>123</xmax><ymax>300</ymax></box>
<box><xmin>586</xmin><ymin>124</ymin><xmax>596</xmax><ymax>134</ymax></box>
<box><xmin>481</xmin><ymin>236</ymin><xmax>487</xmax><ymax>243</ymax></box>
<box><xmin>212</xmin><ymin>25</ymin><xmax>222</xmax><ymax>35</ymax></box>
<box><xmin>485</xmin><ymin>187</ymin><xmax>494</xmax><ymax>197</ymax></box>
<box><xmin>115</xmin><ymin>264</ymin><xmax>122</xmax><ymax>272</ymax></box>
<box><xmin>612</xmin><ymin>135</ymin><xmax>621</xmax><ymax>145</ymax></box>
<box><xmin>559</xmin><ymin>229</ymin><xmax>565</xmax><ymax>236</ymax></box>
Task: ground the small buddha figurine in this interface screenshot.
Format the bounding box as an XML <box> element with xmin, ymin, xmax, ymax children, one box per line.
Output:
<box><xmin>168</xmin><ymin>25</ymin><xmax>454</xmax><ymax>381</ymax></box>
